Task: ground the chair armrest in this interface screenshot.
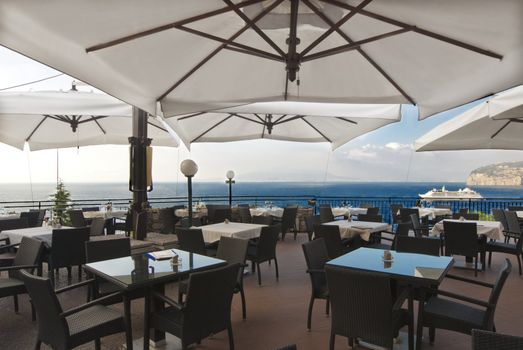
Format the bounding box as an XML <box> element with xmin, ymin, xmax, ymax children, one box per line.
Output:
<box><xmin>0</xmin><ymin>243</ymin><xmax>20</xmax><ymax>251</ymax></box>
<box><xmin>380</xmin><ymin>236</ymin><xmax>395</xmax><ymax>242</ymax></box>
<box><xmin>445</xmin><ymin>274</ymin><xmax>494</xmax><ymax>288</ymax></box>
<box><xmin>0</xmin><ymin>237</ymin><xmax>10</xmax><ymax>244</ymax></box>
<box><xmin>55</xmin><ymin>279</ymin><xmax>96</xmax><ymax>294</ymax></box>
<box><xmin>60</xmin><ymin>291</ymin><xmax>124</xmax><ymax>318</ymax></box>
<box><xmin>152</xmin><ymin>291</ymin><xmax>184</xmax><ymax>311</ymax></box>
<box><xmin>0</xmin><ymin>264</ymin><xmax>38</xmax><ymax>272</ymax></box>
<box><xmin>306</xmin><ymin>269</ymin><xmax>325</xmax><ymax>274</ymax></box>
<box><xmin>432</xmin><ymin>289</ymin><xmax>491</xmax><ymax>308</ymax></box>
<box><xmin>393</xmin><ymin>288</ymin><xmax>409</xmax><ymax>310</ymax></box>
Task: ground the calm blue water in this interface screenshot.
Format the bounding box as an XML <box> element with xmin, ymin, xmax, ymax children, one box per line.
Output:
<box><xmin>1</xmin><ymin>182</ymin><xmax>523</xmax><ymax>203</ymax></box>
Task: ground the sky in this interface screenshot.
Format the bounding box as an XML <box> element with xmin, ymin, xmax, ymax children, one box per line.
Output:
<box><xmin>1</xmin><ymin>46</ymin><xmax>522</xmax><ymax>184</ymax></box>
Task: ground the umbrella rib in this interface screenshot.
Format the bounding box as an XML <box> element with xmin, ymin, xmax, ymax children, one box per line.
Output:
<box><xmin>336</xmin><ymin>117</ymin><xmax>358</xmax><ymax>125</ymax></box>
<box><xmin>223</xmin><ymin>46</ymin><xmax>283</xmax><ymax>62</ymax></box>
<box><xmin>302</xmin><ymin>28</ymin><xmax>412</xmax><ymax>62</ymax></box>
<box><xmin>177</xmin><ymin>25</ymin><xmax>283</xmax><ymax>62</ymax></box>
<box><xmin>274</xmin><ymin>115</ymin><xmax>304</xmax><ymax>125</ymax></box>
<box><xmin>93</xmin><ymin>118</ymin><xmax>107</xmax><ymax>135</ymax></box>
<box><xmin>147</xmin><ymin>121</ymin><xmax>168</xmax><ymax>133</ymax></box>
<box><xmin>178</xmin><ymin>112</ymin><xmax>206</xmax><ymax>121</ymax></box>
<box><xmin>490</xmin><ymin>120</ymin><xmax>511</xmax><ymax>139</ymax></box>
<box><xmin>231</xmin><ymin>113</ymin><xmax>265</xmax><ymax>125</ymax></box>
<box><xmin>273</xmin><ymin>115</ymin><xmax>288</xmax><ymax>123</ymax></box>
<box><xmin>253</xmin><ymin>114</ymin><xmax>266</xmax><ymax>123</ymax></box>
<box><xmin>300</xmin><ymin>117</ymin><xmax>332</xmax><ymax>142</ymax></box>
<box><xmin>86</xmin><ymin>0</ymin><xmax>266</xmax><ymax>52</ymax></box>
<box><xmin>158</xmin><ymin>0</ymin><xmax>284</xmax><ymax>101</ymax></box>
<box><xmin>77</xmin><ymin>116</ymin><xmax>109</xmax><ymax>124</ymax></box>
<box><xmin>26</xmin><ymin>115</ymin><xmax>48</xmax><ymax>142</ymax></box>
<box><xmin>300</xmin><ymin>0</ymin><xmax>373</xmax><ymax>57</ymax></box>
<box><xmin>223</xmin><ymin>0</ymin><xmax>286</xmax><ymax>58</ymax></box>
<box><xmin>261</xmin><ymin>115</ymin><xmax>267</xmax><ymax>138</ymax></box>
<box><xmin>191</xmin><ymin>114</ymin><xmax>234</xmax><ymax>142</ymax></box>
<box><xmin>307</xmin><ymin>1</ymin><xmax>415</xmax><ymax>105</ymax></box>
<box><xmin>319</xmin><ymin>0</ymin><xmax>503</xmax><ymax>60</ymax></box>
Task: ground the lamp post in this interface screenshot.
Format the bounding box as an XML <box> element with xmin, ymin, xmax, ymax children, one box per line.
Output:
<box><xmin>180</xmin><ymin>159</ymin><xmax>198</xmax><ymax>227</ymax></box>
<box><xmin>226</xmin><ymin>170</ymin><xmax>235</xmax><ymax>206</ymax></box>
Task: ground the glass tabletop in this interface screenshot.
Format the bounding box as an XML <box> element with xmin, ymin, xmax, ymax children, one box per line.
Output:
<box><xmin>327</xmin><ymin>247</ymin><xmax>454</xmax><ymax>284</ymax></box>
<box><xmin>84</xmin><ymin>249</ymin><xmax>226</xmax><ymax>290</ymax></box>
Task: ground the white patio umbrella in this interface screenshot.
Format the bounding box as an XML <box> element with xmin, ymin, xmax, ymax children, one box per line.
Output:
<box><xmin>164</xmin><ymin>101</ymin><xmax>401</xmax><ymax>149</ymax></box>
<box><xmin>415</xmin><ymin>86</ymin><xmax>523</xmax><ymax>152</ymax></box>
<box><xmin>0</xmin><ymin>90</ymin><xmax>178</xmax><ymax>151</ymax></box>
<box><xmin>0</xmin><ymin>1</ymin><xmax>521</xmax><ymax>119</ymax></box>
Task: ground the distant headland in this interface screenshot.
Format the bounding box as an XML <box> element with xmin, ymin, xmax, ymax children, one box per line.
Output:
<box><xmin>467</xmin><ymin>161</ymin><xmax>523</xmax><ymax>186</ymax></box>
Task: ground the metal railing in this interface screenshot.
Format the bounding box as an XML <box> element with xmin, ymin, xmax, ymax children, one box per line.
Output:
<box><xmin>2</xmin><ymin>195</ymin><xmax>523</xmax><ymax>223</ymax></box>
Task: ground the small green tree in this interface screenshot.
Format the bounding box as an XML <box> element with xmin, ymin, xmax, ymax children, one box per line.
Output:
<box><xmin>50</xmin><ymin>180</ymin><xmax>71</xmax><ymax>225</ymax></box>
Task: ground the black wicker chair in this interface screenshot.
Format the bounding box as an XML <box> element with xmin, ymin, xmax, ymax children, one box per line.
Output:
<box><xmin>0</xmin><ymin>237</ymin><xmax>44</xmax><ymax>320</ymax></box>
<box><xmin>279</xmin><ymin>206</ymin><xmax>298</xmax><ymax>241</ymax></box>
<box><xmin>357</xmin><ymin>214</ymin><xmax>383</xmax><ymax>222</ymax></box>
<box><xmin>366</xmin><ymin>207</ymin><xmax>379</xmax><ymax>215</ymax></box>
<box><xmin>459</xmin><ymin>208</ymin><xmax>470</xmax><ymax>215</ymax></box>
<box><xmin>305</xmin><ymin>215</ymin><xmax>321</xmax><ymax>241</ymax></box>
<box><xmin>486</xmin><ymin>210</ymin><xmax>522</xmax><ymax>275</ymax></box>
<box><xmin>302</xmin><ymin>238</ymin><xmax>330</xmax><ymax>330</ymax></box>
<box><xmin>452</xmin><ymin>213</ymin><xmax>480</xmax><ymax>220</ymax></box>
<box><xmin>175</xmin><ymin>227</ymin><xmax>208</xmax><ymax>256</ymax></box>
<box><xmin>395</xmin><ymin>236</ymin><xmax>440</xmax><ymax>256</ymax></box>
<box><xmin>252</xmin><ymin>215</ymin><xmax>273</xmax><ymax>225</ymax></box>
<box><xmin>0</xmin><ymin>217</ymin><xmax>29</xmax><ymax>232</ymax></box>
<box><xmin>319</xmin><ymin>206</ymin><xmax>334</xmax><ymax>224</ymax></box>
<box><xmin>417</xmin><ymin>259</ymin><xmax>511</xmax><ymax>348</ymax></box>
<box><xmin>313</xmin><ymin>224</ymin><xmax>350</xmax><ymax>259</ymax></box>
<box><xmin>400</xmin><ymin>208</ymin><xmax>419</xmax><ymax>224</ymax></box>
<box><xmin>410</xmin><ymin>213</ymin><xmax>430</xmax><ymax>236</ymax></box>
<box><xmin>67</xmin><ymin>210</ymin><xmax>87</xmax><ymax>227</ymax></box>
<box><xmin>88</xmin><ymin>217</ymin><xmax>106</xmax><ymax>236</ymax></box>
<box><xmin>443</xmin><ymin>221</ymin><xmax>480</xmax><ymax>276</ymax></box>
<box><xmin>390</xmin><ymin>204</ymin><xmax>403</xmax><ymax>224</ymax></box>
<box><xmin>507</xmin><ymin>206</ymin><xmax>523</xmax><ymax>212</ymax></box>
<box><xmin>238</xmin><ymin>207</ymin><xmax>252</xmax><ymax>223</ymax></box>
<box><xmin>20</xmin><ymin>270</ymin><xmax>130</xmax><ymax>350</ymax></box>
<box><xmin>47</xmin><ymin>227</ymin><xmax>90</xmax><ymax>285</ymax></box>
<box><xmin>206</xmin><ymin>204</ymin><xmax>231</xmax><ymax>224</ymax></box>
<box><xmin>247</xmin><ymin>225</ymin><xmax>280</xmax><ymax>285</ymax></box>
<box><xmin>145</xmin><ymin>264</ymin><xmax>239</xmax><ymax>350</ymax></box>
<box><xmin>20</xmin><ymin>211</ymin><xmax>41</xmax><ymax>228</ymax></box>
<box><xmin>325</xmin><ymin>265</ymin><xmax>409</xmax><ymax>350</ymax></box>
<box><xmin>213</xmin><ymin>208</ymin><xmax>232</xmax><ymax>223</ymax></box>
<box><xmin>368</xmin><ymin>222</ymin><xmax>411</xmax><ymax>251</ymax></box>
<box><xmin>471</xmin><ymin>329</ymin><xmax>523</xmax><ymax>350</ymax></box>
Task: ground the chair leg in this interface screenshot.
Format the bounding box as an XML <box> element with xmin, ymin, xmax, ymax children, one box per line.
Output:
<box><xmin>13</xmin><ymin>294</ymin><xmax>19</xmax><ymax>313</ymax></box>
<box><xmin>239</xmin><ymin>287</ymin><xmax>247</xmax><ymax>320</ymax></box>
<box><xmin>34</xmin><ymin>339</ymin><xmax>41</xmax><ymax>350</ymax></box>
<box><xmin>474</xmin><ymin>256</ymin><xmax>478</xmax><ymax>277</ymax></box>
<box><xmin>274</xmin><ymin>257</ymin><xmax>279</xmax><ymax>280</ymax></box>
<box><xmin>227</xmin><ymin>322</ymin><xmax>235</xmax><ymax>350</ymax></box>
<box><xmin>67</xmin><ymin>266</ymin><xmax>72</xmax><ymax>279</ymax></box>
<box><xmin>307</xmin><ymin>295</ymin><xmax>314</xmax><ymax>330</ymax></box>
<box><xmin>329</xmin><ymin>332</ymin><xmax>335</xmax><ymax>350</ymax></box>
<box><xmin>78</xmin><ymin>265</ymin><xmax>82</xmax><ymax>281</ymax></box>
<box><xmin>488</xmin><ymin>251</ymin><xmax>492</xmax><ymax>267</ymax></box>
<box><xmin>94</xmin><ymin>338</ymin><xmax>101</xmax><ymax>350</ymax></box>
<box><xmin>517</xmin><ymin>254</ymin><xmax>522</xmax><ymax>275</ymax></box>
<box><xmin>30</xmin><ymin>300</ymin><xmax>36</xmax><ymax>321</ymax></box>
<box><xmin>325</xmin><ymin>298</ymin><xmax>330</xmax><ymax>315</ymax></box>
<box><xmin>257</xmin><ymin>263</ymin><xmax>262</xmax><ymax>285</ymax></box>
<box><xmin>429</xmin><ymin>326</ymin><xmax>436</xmax><ymax>344</ymax></box>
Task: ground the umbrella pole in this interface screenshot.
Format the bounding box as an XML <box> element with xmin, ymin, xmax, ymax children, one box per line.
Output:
<box><xmin>129</xmin><ymin>107</ymin><xmax>151</xmax><ymax>240</ymax></box>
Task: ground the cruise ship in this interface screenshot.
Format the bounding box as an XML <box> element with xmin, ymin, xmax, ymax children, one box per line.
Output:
<box><xmin>419</xmin><ymin>186</ymin><xmax>483</xmax><ymax>201</ymax></box>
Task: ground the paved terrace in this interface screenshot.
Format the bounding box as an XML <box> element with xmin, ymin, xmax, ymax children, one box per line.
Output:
<box><xmin>0</xmin><ymin>234</ymin><xmax>521</xmax><ymax>349</ymax></box>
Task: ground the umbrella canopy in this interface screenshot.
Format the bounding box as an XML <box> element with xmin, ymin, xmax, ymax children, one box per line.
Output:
<box><xmin>0</xmin><ymin>1</ymin><xmax>521</xmax><ymax>119</ymax></box>
<box><xmin>0</xmin><ymin>90</ymin><xmax>178</xmax><ymax>151</ymax></box>
<box><xmin>164</xmin><ymin>102</ymin><xmax>401</xmax><ymax>149</ymax></box>
<box><xmin>415</xmin><ymin>86</ymin><xmax>523</xmax><ymax>152</ymax></box>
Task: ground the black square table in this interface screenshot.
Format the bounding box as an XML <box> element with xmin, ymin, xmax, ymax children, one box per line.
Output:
<box><xmin>84</xmin><ymin>249</ymin><xmax>227</xmax><ymax>350</ymax></box>
<box><xmin>326</xmin><ymin>247</ymin><xmax>454</xmax><ymax>350</ymax></box>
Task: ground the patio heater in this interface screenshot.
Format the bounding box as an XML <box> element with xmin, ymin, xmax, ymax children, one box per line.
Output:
<box><xmin>180</xmin><ymin>159</ymin><xmax>198</xmax><ymax>227</ymax></box>
<box><xmin>226</xmin><ymin>170</ymin><xmax>235</xmax><ymax>206</ymax></box>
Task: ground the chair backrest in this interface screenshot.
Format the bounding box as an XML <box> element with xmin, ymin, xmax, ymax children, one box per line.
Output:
<box><xmin>216</xmin><ymin>237</ymin><xmax>248</xmax><ymax>284</ymax></box>
<box><xmin>176</xmin><ymin>227</ymin><xmax>207</xmax><ymax>255</ymax></box>
<box><xmin>20</xmin><ymin>211</ymin><xmax>40</xmax><ymax>227</ymax></box>
<box><xmin>89</xmin><ymin>217</ymin><xmax>106</xmax><ymax>236</ymax></box>
<box><xmin>184</xmin><ymin>263</ymin><xmax>239</xmax><ymax>342</ymax></box>
<box><xmin>206</xmin><ymin>204</ymin><xmax>231</xmax><ymax>224</ymax></box>
<box><xmin>452</xmin><ymin>213</ymin><xmax>479</xmax><ymax>220</ymax></box>
<box><xmin>492</xmin><ymin>209</ymin><xmax>508</xmax><ymax>231</ymax></box>
<box><xmin>0</xmin><ymin>217</ymin><xmax>29</xmax><ymax>232</ymax></box>
<box><xmin>255</xmin><ymin>225</ymin><xmax>280</xmax><ymax>261</ymax></box>
<box><xmin>325</xmin><ymin>266</ymin><xmax>396</xmax><ymax>349</ymax></box>
<box><xmin>360</xmin><ymin>203</ymin><xmax>373</xmax><ymax>208</ymax></box>
<box><xmin>281</xmin><ymin>206</ymin><xmax>298</xmax><ymax>232</ymax></box>
<box><xmin>238</xmin><ymin>207</ymin><xmax>252</xmax><ymax>223</ymax></box>
<box><xmin>395</xmin><ymin>236</ymin><xmax>440</xmax><ymax>256</ymax></box>
<box><xmin>213</xmin><ymin>208</ymin><xmax>232</xmax><ymax>223</ymax></box>
<box><xmin>395</xmin><ymin>222</ymin><xmax>411</xmax><ymax>237</ymax></box>
<box><xmin>10</xmin><ymin>236</ymin><xmax>45</xmax><ymax>279</ymax></box>
<box><xmin>314</xmin><ymin>224</ymin><xmax>344</xmax><ymax>259</ymax></box>
<box><xmin>30</xmin><ymin>209</ymin><xmax>47</xmax><ymax>227</ymax></box>
<box><xmin>252</xmin><ymin>215</ymin><xmax>274</xmax><ymax>225</ymax></box>
<box><xmin>485</xmin><ymin>259</ymin><xmax>512</xmax><ymax>329</ymax></box>
<box><xmin>390</xmin><ymin>204</ymin><xmax>403</xmax><ymax>223</ymax></box>
<box><xmin>85</xmin><ymin>238</ymin><xmax>131</xmax><ymax>263</ymax></box>
<box><xmin>459</xmin><ymin>208</ymin><xmax>469</xmax><ymax>215</ymax></box>
<box><xmin>305</xmin><ymin>215</ymin><xmax>321</xmax><ymax>238</ymax></box>
<box><xmin>443</xmin><ymin>221</ymin><xmax>478</xmax><ymax>256</ymax></box>
<box><xmin>504</xmin><ymin>210</ymin><xmax>521</xmax><ymax>234</ymax></box>
<box><xmin>179</xmin><ymin>217</ymin><xmax>202</xmax><ymax>227</ymax></box>
<box><xmin>400</xmin><ymin>208</ymin><xmax>419</xmax><ymax>223</ymax></box>
<box><xmin>19</xmin><ymin>270</ymin><xmax>68</xmax><ymax>348</ymax></box>
<box><xmin>507</xmin><ymin>206</ymin><xmax>523</xmax><ymax>212</ymax></box>
<box><xmin>319</xmin><ymin>206</ymin><xmax>334</xmax><ymax>224</ymax></box>
<box><xmin>50</xmin><ymin>227</ymin><xmax>90</xmax><ymax>268</ymax></box>
<box><xmin>471</xmin><ymin>329</ymin><xmax>523</xmax><ymax>350</ymax></box>
<box><xmin>302</xmin><ymin>238</ymin><xmax>329</xmax><ymax>295</ymax></box>
<box><xmin>357</xmin><ymin>214</ymin><xmax>382</xmax><ymax>222</ymax></box>
<box><xmin>67</xmin><ymin>209</ymin><xmax>86</xmax><ymax>227</ymax></box>
<box><xmin>81</xmin><ymin>207</ymin><xmax>99</xmax><ymax>212</ymax></box>
<box><xmin>366</xmin><ymin>207</ymin><xmax>379</xmax><ymax>215</ymax></box>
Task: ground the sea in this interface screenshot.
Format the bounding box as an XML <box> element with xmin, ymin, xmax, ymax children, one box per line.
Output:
<box><xmin>1</xmin><ymin>182</ymin><xmax>523</xmax><ymax>204</ymax></box>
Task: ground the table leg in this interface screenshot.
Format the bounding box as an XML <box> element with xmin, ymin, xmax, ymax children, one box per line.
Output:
<box><xmin>123</xmin><ymin>294</ymin><xmax>133</xmax><ymax>350</ymax></box>
<box><xmin>408</xmin><ymin>287</ymin><xmax>414</xmax><ymax>350</ymax></box>
<box><xmin>416</xmin><ymin>288</ymin><xmax>426</xmax><ymax>350</ymax></box>
<box><xmin>143</xmin><ymin>288</ymin><xmax>150</xmax><ymax>350</ymax></box>
<box><xmin>150</xmin><ymin>284</ymin><xmax>166</xmax><ymax>345</ymax></box>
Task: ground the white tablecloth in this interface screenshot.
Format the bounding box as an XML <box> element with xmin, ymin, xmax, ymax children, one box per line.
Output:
<box><xmin>0</xmin><ymin>226</ymin><xmax>59</xmax><ymax>245</ymax></box>
<box><xmin>175</xmin><ymin>208</ymin><xmax>208</xmax><ymax>218</ymax></box>
<box><xmin>199</xmin><ymin>222</ymin><xmax>266</xmax><ymax>243</ymax></box>
<box><xmin>331</xmin><ymin>207</ymin><xmax>368</xmax><ymax>217</ymax></box>
<box><xmin>431</xmin><ymin>219</ymin><xmax>504</xmax><ymax>241</ymax></box>
<box><xmin>324</xmin><ymin>220</ymin><xmax>390</xmax><ymax>241</ymax></box>
<box><xmin>83</xmin><ymin>210</ymin><xmax>127</xmax><ymax>220</ymax></box>
<box><xmin>516</xmin><ymin>211</ymin><xmax>523</xmax><ymax>219</ymax></box>
<box><xmin>249</xmin><ymin>207</ymin><xmax>284</xmax><ymax>218</ymax></box>
<box><xmin>417</xmin><ymin>207</ymin><xmax>452</xmax><ymax>219</ymax></box>
<box><xmin>0</xmin><ymin>214</ymin><xmax>20</xmax><ymax>220</ymax></box>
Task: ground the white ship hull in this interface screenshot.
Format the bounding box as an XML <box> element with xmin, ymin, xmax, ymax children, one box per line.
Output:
<box><xmin>419</xmin><ymin>187</ymin><xmax>483</xmax><ymax>201</ymax></box>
